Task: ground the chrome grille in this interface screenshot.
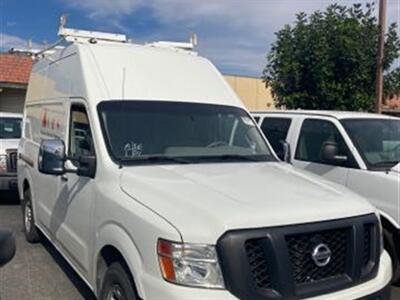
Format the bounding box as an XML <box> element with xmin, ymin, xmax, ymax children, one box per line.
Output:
<box><xmin>6</xmin><ymin>150</ymin><xmax>17</xmax><ymax>173</ymax></box>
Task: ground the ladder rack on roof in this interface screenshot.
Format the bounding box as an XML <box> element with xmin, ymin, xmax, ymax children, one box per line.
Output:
<box><xmin>58</xmin><ymin>27</ymin><xmax>127</xmax><ymax>43</ymax></box>
<box><xmin>32</xmin><ymin>15</ymin><xmax>198</xmax><ymax>58</ymax></box>
<box><xmin>57</xmin><ymin>14</ymin><xmax>127</xmax><ymax>43</ymax></box>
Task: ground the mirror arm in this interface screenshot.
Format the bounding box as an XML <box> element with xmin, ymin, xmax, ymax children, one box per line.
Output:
<box><xmin>64</xmin><ymin>159</ymin><xmax>78</xmax><ymax>174</ymax></box>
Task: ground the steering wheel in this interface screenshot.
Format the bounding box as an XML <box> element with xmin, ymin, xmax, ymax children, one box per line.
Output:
<box><xmin>206</xmin><ymin>141</ymin><xmax>228</xmax><ymax>148</ymax></box>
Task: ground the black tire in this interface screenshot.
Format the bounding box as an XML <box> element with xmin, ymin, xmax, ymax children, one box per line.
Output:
<box><xmin>22</xmin><ymin>188</ymin><xmax>41</xmax><ymax>243</ymax></box>
<box><xmin>383</xmin><ymin>227</ymin><xmax>400</xmax><ymax>285</ymax></box>
<box><xmin>100</xmin><ymin>262</ymin><xmax>137</xmax><ymax>300</ymax></box>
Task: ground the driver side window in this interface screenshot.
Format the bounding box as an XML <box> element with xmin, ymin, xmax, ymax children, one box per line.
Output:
<box><xmin>69</xmin><ymin>104</ymin><xmax>95</xmax><ymax>161</ymax></box>
<box><xmin>295</xmin><ymin>119</ymin><xmax>356</xmax><ymax>167</ymax></box>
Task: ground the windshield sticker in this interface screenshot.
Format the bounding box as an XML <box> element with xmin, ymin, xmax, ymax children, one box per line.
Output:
<box><xmin>124</xmin><ymin>142</ymin><xmax>143</xmax><ymax>157</ymax></box>
<box><xmin>241</xmin><ymin>117</ymin><xmax>254</xmax><ymax>126</ymax></box>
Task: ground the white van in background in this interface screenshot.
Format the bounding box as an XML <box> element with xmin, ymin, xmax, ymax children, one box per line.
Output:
<box><xmin>253</xmin><ymin>110</ymin><xmax>400</xmax><ymax>283</ymax></box>
<box><xmin>0</xmin><ymin>112</ymin><xmax>22</xmax><ymax>191</ymax></box>
<box><xmin>18</xmin><ymin>25</ymin><xmax>392</xmax><ymax>300</ymax></box>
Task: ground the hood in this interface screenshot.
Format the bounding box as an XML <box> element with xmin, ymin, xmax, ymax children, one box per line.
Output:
<box><xmin>0</xmin><ymin>139</ymin><xmax>19</xmax><ymax>154</ymax></box>
<box><xmin>120</xmin><ymin>162</ymin><xmax>374</xmax><ymax>243</ymax></box>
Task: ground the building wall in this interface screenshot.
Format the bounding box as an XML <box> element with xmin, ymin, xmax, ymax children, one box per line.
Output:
<box><xmin>224</xmin><ymin>75</ymin><xmax>274</xmax><ymax>110</ymax></box>
<box><xmin>0</xmin><ymin>88</ymin><xmax>26</xmax><ymax>113</ymax></box>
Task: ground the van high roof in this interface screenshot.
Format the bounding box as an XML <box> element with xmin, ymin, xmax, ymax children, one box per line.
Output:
<box><xmin>26</xmin><ymin>25</ymin><xmax>242</xmax><ymax>109</ymax></box>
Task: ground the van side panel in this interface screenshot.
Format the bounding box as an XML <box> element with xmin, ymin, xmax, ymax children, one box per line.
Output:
<box><xmin>26</xmin><ymin>49</ymin><xmax>87</xmax><ymax>104</ymax></box>
<box><xmin>19</xmin><ymin>102</ymin><xmax>68</xmax><ymax>228</ymax></box>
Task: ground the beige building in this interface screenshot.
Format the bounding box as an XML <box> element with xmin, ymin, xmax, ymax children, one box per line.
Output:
<box><xmin>224</xmin><ymin>75</ymin><xmax>274</xmax><ymax>111</ymax></box>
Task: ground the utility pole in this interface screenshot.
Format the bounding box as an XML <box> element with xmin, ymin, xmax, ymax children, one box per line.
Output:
<box><xmin>375</xmin><ymin>0</ymin><xmax>387</xmax><ymax>114</ymax></box>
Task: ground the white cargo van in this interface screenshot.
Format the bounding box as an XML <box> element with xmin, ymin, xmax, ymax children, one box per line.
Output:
<box><xmin>253</xmin><ymin>110</ymin><xmax>400</xmax><ymax>283</ymax></box>
<box><xmin>18</xmin><ymin>26</ymin><xmax>392</xmax><ymax>300</ymax></box>
<box><xmin>0</xmin><ymin>112</ymin><xmax>22</xmax><ymax>191</ymax></box>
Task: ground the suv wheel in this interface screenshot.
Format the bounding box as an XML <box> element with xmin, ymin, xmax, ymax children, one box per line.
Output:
<box><xmin>100</xmin><ymin>262</ymin><xmax>137</xmax><ymax>300</ymax></box>
<box><xmin>22</xmin><ymin>188</ymin><xmax>41</xmax><ymax>243</ymax></box>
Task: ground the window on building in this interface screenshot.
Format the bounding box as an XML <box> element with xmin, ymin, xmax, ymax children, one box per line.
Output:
<box><xmin>261</xmin><ymin>117</ymin><xmax>292</xmax><ymax>160</ymax></box>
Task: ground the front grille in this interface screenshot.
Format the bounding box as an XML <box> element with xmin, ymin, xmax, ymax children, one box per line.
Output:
<box><xmin>245</xmin><ymin>239</ymin><xmax>272</xmax><ymax>289</ymax></box>
<box><xmin>217</xmin><ymin>214</ymin><xmax>380</xmax><ymax>300</ymax></box>
<box><xmin>6</xmin><ymin>150</ymin><xmax>17</xmax><ymax>173</ymax></box>
<box><xmin>362</xmin><ymin>223</ymin><xmax>378</xmax><ymax>278</ymax></box>
<box><xmin>286</xmin><ymin>228</ymin><xmax>348</xmax><ymax>285</ymax></box>
<box><xmin>363</xmin><ymin>224</ymin><xmax>372</xmax><ymax>267</ymax></box>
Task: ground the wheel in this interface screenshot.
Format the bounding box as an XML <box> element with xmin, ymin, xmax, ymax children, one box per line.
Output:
<box><xmin>100</xmin><ymin>262</ymin><xmax>137</xmax><ymax>300</ymax></box>
<box><xmin>22</xmin><ymin>188</ymin><xmax>41</xmax><ymax>243</ymax></box>
<box><xmin>383</xmin><ymin>227</ymin><xmax>400</xmax><ymax>284</ymax></box>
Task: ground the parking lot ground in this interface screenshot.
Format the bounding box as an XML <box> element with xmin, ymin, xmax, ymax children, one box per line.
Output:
<box><xmin>0</xmin><ymin>191</ymin><xmax>399</xmax><ymax>300</ymax></box>
<box><xmin>0</xmin><ymin>191</ymin><xmax>95</xmax><ymax>300</ymax></box>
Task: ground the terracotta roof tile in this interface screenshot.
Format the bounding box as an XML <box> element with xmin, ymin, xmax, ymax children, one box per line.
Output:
<box><xmin>0</xmin><ymin>53</ymin><xmax>33</xmax><ymax>85</ymax></box>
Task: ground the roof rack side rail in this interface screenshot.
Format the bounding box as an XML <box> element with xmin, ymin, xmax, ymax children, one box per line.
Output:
<box><xmin>34</xmin><ymin>38</ymin><xmax>65</xmax><ymax>58</ymax></box>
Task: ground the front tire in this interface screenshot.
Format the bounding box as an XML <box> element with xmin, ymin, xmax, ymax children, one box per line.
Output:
<box><xmin>22</xmin><ymin>188</ymin><xmax>40</xmax><ymax>243</ymax></box>
<box><xmin>100</xmin><ymin>262</ymin><xmax>137</xmax><ymax>300</ymax></box>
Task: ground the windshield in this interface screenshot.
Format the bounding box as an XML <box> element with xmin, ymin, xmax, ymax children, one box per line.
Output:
<box><xmin>341</xmin><ymin>118</ymin><xmax>400</xmax><ymax>170</ymax></box>
<box><xmin>98</xmin><ymin>101</ymin><xmax>275</xmax><ymax>165</ymax></box>
<box><xmin>0</xmin><ymin>117</ymin><xmax>21</xmax><ymax>139</ymax></box>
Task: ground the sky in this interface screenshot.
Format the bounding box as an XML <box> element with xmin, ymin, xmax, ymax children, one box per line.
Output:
<box><xmin>1</xmin><ymin>0</ymin><xmax>400</xmax><ymax>76</ymax></box>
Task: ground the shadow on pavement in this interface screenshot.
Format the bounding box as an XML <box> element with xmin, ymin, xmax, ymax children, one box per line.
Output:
<box><xmin>0</xmin><ymin>190</ymin><xmax>96</xmax><ymax>300</ymax></box>
<box><xmin>40</xmin><ymin>238</ymin><xmax>96</xmax><ymax>300</ymax></box>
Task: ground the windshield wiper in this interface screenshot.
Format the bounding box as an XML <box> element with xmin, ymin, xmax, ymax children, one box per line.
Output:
<box><xmin>118</xmin><ymin>155</ymin><xmax>193</xmax><ymax>166</ymax></box>
<box><xmin>197</xmin><ymin>154</ymin><xmax>270</xmax><ymax>162</ymax></box>
<box><xmin>370</xmin><ymin>161</ymin><xmax>399</xmax><ymax>168</ymax></box>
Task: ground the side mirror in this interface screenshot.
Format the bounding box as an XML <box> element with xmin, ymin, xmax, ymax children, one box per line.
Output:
<box><xmin>38</xmin><ymin>139</ymin><xmax>66</xmax><ymax>175</ymax></box>
<box><xmin>0</xmin><ymin>230</ymin><xmax>16</xmax><ymax>268</ymax></box>
<box><xmin>281</xmin><ymin>140</ymin><xmax>292</xmax><ymax>164</ymax></box>
<box><xmin>321</xmin><ymin>142</ymin><xmax>348</xmax><ymax>164</ymax></box>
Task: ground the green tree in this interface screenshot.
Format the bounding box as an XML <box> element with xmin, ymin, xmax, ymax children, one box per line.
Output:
<box><xmin>263</xmin><ymin>3</ymin><xmax>400</xmax><ymax>111</ymax></box>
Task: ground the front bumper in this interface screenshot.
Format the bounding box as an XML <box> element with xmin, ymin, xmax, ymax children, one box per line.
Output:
<box><xmin>139</xmin><ymin>251</ymin><xmax>392</xmax><ymax>300</ymax></box>
<box><xmin>356</xmin><ymin>282</ymin><xmax>391</xmax><ymax>299</ymax></box>
<box><xmin>0</xmin><ymin>174</ymin><xmax>18</xmax><ymax>190</ymax></box>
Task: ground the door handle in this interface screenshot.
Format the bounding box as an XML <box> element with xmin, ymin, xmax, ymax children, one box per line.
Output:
<box><xmin>61</xmin><ymin>175</ymin><xmax>68</xmax><ymax>182</ymax></box>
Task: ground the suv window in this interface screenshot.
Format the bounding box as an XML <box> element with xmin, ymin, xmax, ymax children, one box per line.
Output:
<box><xmin>295</xmin><ymin>119</ymin><xmax>356</xmax><ymax>167</ymax></box>
<box><xmin>69</xmin><ymin>105</ymin><xmax>95</xmax><ymax>160</ymax></box>
<box><xmin>0</xmin><ymin>117</ymin><xmax>21</xmax><ymax>139</ymax></box>
<box><xmin>261</xmin><ymin>117</ymin><xmax>292</xmax><ymax>160</ymax></box>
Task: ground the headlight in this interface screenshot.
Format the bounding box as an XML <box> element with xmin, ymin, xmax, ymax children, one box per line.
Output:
<box><xmin>0</xmin><ymin>155</ymin><xmax>7</xmax><ymax>173</ymax></box>
<box><xmin>157</xmin><ymin>239</ymin><xmax>225</xmax><ymax>289</ymax></box>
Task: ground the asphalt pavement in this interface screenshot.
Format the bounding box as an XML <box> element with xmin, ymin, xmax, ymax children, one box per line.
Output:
<box><xmin>0</xmin><ymin>191</ymin><xmax>95</xmax><ymax>300</ymax></box>
<box><xmin>0</xmin><ymin>191</ymin><xmax>399</xmax><ymax>300</ymax></box>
